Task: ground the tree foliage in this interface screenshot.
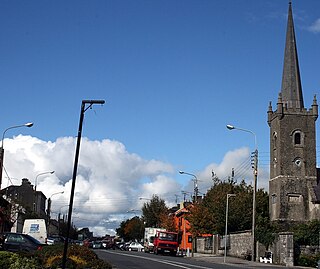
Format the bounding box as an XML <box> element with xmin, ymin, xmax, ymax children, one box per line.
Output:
<box><xmin>187</xmin><ymin>178</ymin><xmax>270</xmax><ymax>237</ymax></box>
<box><xmin>141</xmin><ymin>195</ymin><xmax>168</xmax><ymax>228</ymax></box>
<box><xmin>290</xmin><ymin>220</ymin><xmax>320</xmax><ymax>246</ymax></box>
<box><xmin>160</xmin><ymin>211</ymin><xmax>177</xmax><ymax>232</ymax></box>
<box><xmin>116</xmin><ymin>216</ymin><xmax>144</xmax><ymax>241</ymax></box>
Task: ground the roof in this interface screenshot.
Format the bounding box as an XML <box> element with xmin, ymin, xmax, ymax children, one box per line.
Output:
<box><xmin>280</xmin><ymin>2</ymin><xmax>304</xmax><ymax>109</ymax></box>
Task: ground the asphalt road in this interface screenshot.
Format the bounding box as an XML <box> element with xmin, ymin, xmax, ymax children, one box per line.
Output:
<box><xmin>95</xmin><ymin>249</ymin><xmax>306</xmax><ymax>269</ymax></box>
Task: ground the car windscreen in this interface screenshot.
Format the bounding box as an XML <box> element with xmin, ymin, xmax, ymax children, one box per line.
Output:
<box><xmin>158</xmin><ymin>233</ymin><xmax>177</xmax><ymax>242</ymax></box>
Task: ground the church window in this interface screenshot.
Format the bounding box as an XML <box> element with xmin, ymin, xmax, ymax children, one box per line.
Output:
<box><xmin>292</xmin><ymin>130</ymin><xmax>304</xmax><ymax>146</ymax></box>
<box><xmin>288</xmin><ymin>194</ymin><xmax>302</xmax><ymax>203</ymax></box>
<box><xmin>294</xmin><ymin>158</ymin><xmax>302</xmax><ymax>167</ymax></box>
<box><xmin>273</xmin><ymin>132</ymin><xmax>277</xmax><ymax>149</ymax></box>
<box><xmin>294</xmin><ymin>133</ymin><xmax>301</xmax><ymax>144</ymax></box>
<box><xmin>271</xmin><ymin>194</ymin><xmax>277</xmax><ymax>204</ymax></box>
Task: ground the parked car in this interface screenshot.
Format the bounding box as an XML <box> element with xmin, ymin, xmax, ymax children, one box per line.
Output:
<box><xmin>46</xmin><ymin>235</ymin><xmax>64</xmax><ymax>245</ymax></box>
<box><xmin>128</xmin><ymin>242</ymin><xmax>144</xmax><ymax>252</ymax></box>
<box><xmin>92</xmin><ymin>241</ymin><xmax>102</xmax><ymax>249</ymax></box>
<box><xmin>0</xmin><ymin>232</ymin><xmax>43</xmax><ymax>253</ymax></box>
<box><xmin>115</xmin><ymin>242</ymin><xmax>126</xmax><ymax>250</ymax></box>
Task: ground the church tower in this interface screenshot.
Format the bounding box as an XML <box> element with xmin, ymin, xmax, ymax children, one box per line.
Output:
<box><xmin>268</xmin><ymin>2</ymin><xmax>319</xmax><ymax>222</ymax></box>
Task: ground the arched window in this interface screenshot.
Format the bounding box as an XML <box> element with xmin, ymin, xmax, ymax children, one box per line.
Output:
<box><xmin>294</xmin><ymin>132</ymin><xmax>301</xmax><ymax>145</ymax></box>
<box><xmin>292</xmin><ymin>130</ymin><xmax>304</xmax><ymax>147</ymax></box>
<box><xmin>273</xmin><ymin>132</ymin><xmax>277</xmax><ymax>149</ymax></box>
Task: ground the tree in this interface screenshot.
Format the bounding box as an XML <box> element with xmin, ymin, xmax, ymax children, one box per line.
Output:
<box><xmin>291</xmin><ymin>220</ymin><xmax>320</xmax><ymax>246</ymax></box>
<box><xmin>116</xmin><ymin>216</ymin><xmax>144</xmax><ymax>241</ymax></box>
<box><xmin>187</xmin><ymin>179</ymin><xmax>269</xmax><ymax>236</ymax></box>
<box><xmin>160</xmin><ymin>212</ymin><xmax>177</xmax><ymax>232</ymax></box>
<box><xmin>141</xmin><ymin>195</ymin><xmax>168</xmax><ymax>228</ymax></box>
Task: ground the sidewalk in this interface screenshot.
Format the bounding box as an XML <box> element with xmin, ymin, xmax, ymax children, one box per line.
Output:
<box><xmin>189</xmin><ymin>253</ymin><xmax>312</xmax><ymax>269</ymax></box>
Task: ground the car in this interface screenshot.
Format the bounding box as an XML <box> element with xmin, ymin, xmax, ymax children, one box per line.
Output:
<box><xmin>0</xmin><ymin>232</ymin><xmax>44</xmax><ymax>253</ymax></box>
<box><xmin>128</xmin><ymin>242</ymin><xmax>144</xmax><ymax>252</ymax></box>
<box><xmin>92</xmin><ymin>241</ymin><xmax>102</xmax><ymax>249</ymax></box>
<box><xmin>46</xmin><ymin>235</ymin><xmax>64</xmax><ymax>245</ymax></box>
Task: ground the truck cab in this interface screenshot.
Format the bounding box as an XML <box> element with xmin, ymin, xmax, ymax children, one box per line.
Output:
<box><xmin>153</xmin><ymin>230</ymin><xmax>178</xmax><ymax>256</ymax></box>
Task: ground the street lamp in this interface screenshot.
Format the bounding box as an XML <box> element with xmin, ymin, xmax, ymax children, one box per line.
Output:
<box><xmin>224</xmin><ymin>193</ymin><xmax>236</xmax><ymax>263</ymax></box>
<box><xmin>0</xmin><ymin>122</ymin><xmax>34</xmax><ymax>189</ymax></box>
<box><xmin>226</xmin><ymin>124</ymin><xmax>258</xmax><ymax>261</ymax></box>
<box><xmin>139</xmin><ymin>197</ymin><xmax>151</xmax><ymax>201</ymax></box>
<box><xmin>47</xmin><ymin>191</ymin><xmax>64</xmax><ymax>233</ymax></box>
<box><xmin>33</xmin><ymin>171</ymin><xmax>55</xmax><ymax>214</ymax></box>
<box><xmin>62</xmin><ymin>99</ymin><xmax>105</xmax><ymax>269</ymax></box>
<box><xmin>179</xmin><ymin>170</ymin><xmax>199</xmax><ymax>257</ymax></box>
<box><xmin>34</xmin><ymin>171</ymin><xmax>55</xmax><ymax>191</ymax></box>
<box><xmin>179</xmin><ymin>171</ymin><xmax>199</xmax><ymax>203</ymax></box>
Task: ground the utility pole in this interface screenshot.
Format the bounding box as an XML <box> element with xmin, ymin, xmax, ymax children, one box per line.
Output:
<box><xmin>62</xmin><ymin>100</ymin><xmax>105</xmax><ymax>269</ymax></box>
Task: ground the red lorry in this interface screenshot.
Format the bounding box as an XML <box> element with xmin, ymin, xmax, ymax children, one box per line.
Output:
<box><xmin>153</xmin><ymin>230</ymin><xmax>178</xmax><ymax>256</ymax></box>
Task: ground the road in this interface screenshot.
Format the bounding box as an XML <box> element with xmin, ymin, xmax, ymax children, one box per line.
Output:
<box><xmin>95</xmin><ymin>249</ymin><xmax>296</xmax><ymax>269</ymax></box>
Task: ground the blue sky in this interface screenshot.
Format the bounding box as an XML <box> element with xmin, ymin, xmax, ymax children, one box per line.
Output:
<box><xmin>0</xmin><ymin>0</ymin><xmax>319</xmax><ymax>235</ymax></box>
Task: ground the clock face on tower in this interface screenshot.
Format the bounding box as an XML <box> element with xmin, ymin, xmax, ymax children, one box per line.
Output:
<box><xmin>294</xmin><ymin>158</ymin><xmax>302</xmax><ymax>167</ymax></box>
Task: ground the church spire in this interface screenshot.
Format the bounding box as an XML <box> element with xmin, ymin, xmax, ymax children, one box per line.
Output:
<box><xmin>280</xmin><ymin>2</ymin><xmax>304</xmax><ymax>109</ymax></box>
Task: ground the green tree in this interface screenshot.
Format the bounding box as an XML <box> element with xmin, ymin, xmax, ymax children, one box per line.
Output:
<box><xmin>141</xmin><ymin>195</ymin><xmax>168</xmax><ymax>228</ymax></box>
<box><xmin>291</xmin><ymin>220</ymin><xmax>320</xmax><ymax>246</ymax></box>
<box><xmin>187</xmin><ymin>179</ymin><xmax>269</xmax><ymax>236</ymax></box>
<box><xmin>116</xmin><ymin>216</ymin><xmax>144</xmax><ymax>241</ymax></box>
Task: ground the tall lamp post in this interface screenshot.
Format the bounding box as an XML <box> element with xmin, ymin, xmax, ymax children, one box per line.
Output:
<box><xmin>47</xmin><ymin>191</ymin><xmax>64</xmax><ymax>234</ymax></box>
<box><xmin>62</xmin><ymin>99</ymin><xmax>105</xmax><ymax>269</ymax></box>
<box><xmin>179</xmin><ymin>170</ymin><xmax>199</xmax><ymax>257</ymax></box>
<box><xmin>224</xmin><ymin>193</ymin><xmax>236</xmax><ymax>263</ymax></box>
<box><xmin>0</xmin><ymin>122</ymin><xmax>34</xmax><ymax>189</ymax></box>
<box><xmin>33</xmin><ymin>171</ymin><xmax>55</xmax><ymax>214</ymax></box>
<box><xmin>34</xmin><ymin>171</ymin><xmax>55</xmax><ymax>191</ymax></box>
<box><xmin>179</xmin><ymin>171</ymin><xmax>199</xmax><ymax>203</ymax></box>
<box><xmin>226</xmin><ymin>124</ymin><xmax>258</xmax><ymax>261</ymax></box>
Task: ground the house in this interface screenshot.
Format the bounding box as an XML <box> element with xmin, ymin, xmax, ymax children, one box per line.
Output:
<box><xmin>174</xmin><ymin>201</ymin><xmax>193</xmax><ymax>252</ymax></box>
<box><xmin>1</xmin><ymin>178</ymin><xmax>47</xmax><ymax>232</ymax></box>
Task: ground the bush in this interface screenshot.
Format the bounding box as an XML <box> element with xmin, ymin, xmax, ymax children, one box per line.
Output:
<box><xmin>35</xmin><ymin>244</ymin><xmax>112</xmax><ymax>268</ymax></box>
<box><xmin>1</xmin><ymin>244</ymin><xmax>112</xmax><ymax>269</ymax></box>
<box><xmin>0</xmin><ymin>251</ymin><xmax>40</xmax><ymax>269</ymax></box>
<box><xmin>297</xmin><ymin>253</ymin><xmax>320</xmax><ymax>267</ymax></box>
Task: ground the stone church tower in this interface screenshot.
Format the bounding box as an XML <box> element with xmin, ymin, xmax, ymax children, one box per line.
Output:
<box><xmin>268</xmin><ymin>2</ymin><xmax>320</xmax><ymax>223</ymax></box>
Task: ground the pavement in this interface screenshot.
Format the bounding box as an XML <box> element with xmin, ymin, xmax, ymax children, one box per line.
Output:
<box><xmin>189</xmin><ymin>253</ymin><xmax>313</xmax><ymax>269</ymax></box>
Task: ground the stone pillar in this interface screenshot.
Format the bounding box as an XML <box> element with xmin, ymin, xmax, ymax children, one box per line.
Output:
<box><xmin>278</xmin><ymin>232</ymin><xmax>294</xmax><ymax>267</ymax></box>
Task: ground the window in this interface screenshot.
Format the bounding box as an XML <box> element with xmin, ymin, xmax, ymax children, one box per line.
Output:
<box><xmin>294</xmin><ymin>132</ymin><xmax>301</xmax><ymax>145</ymax></box>
<box><xmin>188</xmin><ymin>235</ymin><xmax>192</xmax><ymax>243</ymax></box>
<box><xmin>288</xmin><ymin>194</ymin><xmax>302</xmax><ymax>203</ymax></box>
<box><xmin>273</xmin><ymin>132</ymin><xmax>277</xmax><ymax>149</ymax></box>
<box><xmin>292</xmin><ymin>130</ymin><xmax>304</xmax><ymax>146</ymax></box>
<box><xmin>271</xmin><ymin>194</ymin><xmax>277</xmax><ymax>204</ymax></box>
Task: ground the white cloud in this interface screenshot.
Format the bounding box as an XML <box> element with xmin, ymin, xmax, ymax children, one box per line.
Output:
<box><xmin>2</xmin><ymin>135</ymin><xmax>269</xmax><ymax>237</ymax></box>
<box><xmin>308</xmin><ymin>18</ymin><xmax>320</xmax><ymax>33</ymax></box>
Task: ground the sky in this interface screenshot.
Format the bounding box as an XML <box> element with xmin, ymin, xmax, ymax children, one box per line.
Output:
<box><xmin>0</xmin><ymin>0</ymin><xmax>319</xmax><ymax>237</ymax></box>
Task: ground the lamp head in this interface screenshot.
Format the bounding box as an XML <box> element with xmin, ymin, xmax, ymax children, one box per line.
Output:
<box><xmin>50</xmin><ymin>171</ymin><xmax>55</xmax><ymax>174</ymax></box>
<box><xmin>179</xmin><ymin>171</ymin><xmax>184</xmax><ymax>174</ymax></box>
<box><xmin>226</xmin><ymin>124</ymin><xmax>235</xmax><ymax>130</ymax></box>
<box><xmin>25</xmin><ymin>122</ymin><xmax>34</xmax><ymax>128</ymax></box>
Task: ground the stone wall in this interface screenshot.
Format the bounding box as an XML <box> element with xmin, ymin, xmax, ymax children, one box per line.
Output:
<box><xmin>196</xmin><ymin>231</ymin><xmax>294</xmax><ymax>267</ymax></box>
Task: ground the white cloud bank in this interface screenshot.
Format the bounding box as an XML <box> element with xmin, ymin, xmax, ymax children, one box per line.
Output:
<box><xmin>308</xmin><ymin>18</ymin><xmax>320</xmax><ymax>33</ymax></box>
<box><xmin>2</xmin><ymin>135</ymin><xmax>269</xmax><ymax>236</ymax></box>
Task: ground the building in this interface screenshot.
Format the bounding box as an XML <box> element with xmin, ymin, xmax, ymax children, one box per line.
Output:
<box><xmin>268</xmin><ymin>3</ymin><xmax>320</xmax><ymax>223</ymax></box>
<box><xmin>175</xmin><ymin>202</ymin><xmax>192</xmax><ymax>252</ymax></box>
<box><xmin>1</xmin><ymin>178</ymin><xmax>47</xmax><ymax>232</ymax></box>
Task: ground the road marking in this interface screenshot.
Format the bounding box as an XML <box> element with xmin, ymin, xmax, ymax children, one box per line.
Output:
<box><xmin>103</xmin><ymin>250</ymin><xmax>215</xmax><ymax>269</ymax></box>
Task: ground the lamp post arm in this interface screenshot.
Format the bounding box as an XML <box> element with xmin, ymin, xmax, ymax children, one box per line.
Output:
<box><xmin>1</xmin><ymin>123</ymin><xmax>34</xmax><ymax>148</ymax></box>
<box><xmin>235</xmin><ymin>127</ymin><xmax>257</xmax><ymax>150</ymax></box>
